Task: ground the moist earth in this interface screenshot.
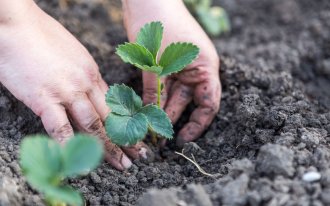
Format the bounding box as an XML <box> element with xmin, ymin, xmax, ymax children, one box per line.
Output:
<box><xmin>0</xmin><ymin>0</ymin><xmax>330</xmax><ymax>205</ymax></box>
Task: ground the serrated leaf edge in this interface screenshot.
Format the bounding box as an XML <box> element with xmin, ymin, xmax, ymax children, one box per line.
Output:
<box><xmin>140</xmin><ymin>104</ymin><xmax>174</xmax><ymax>139</ymax></box>
<box><xmin>136</xmin><ymin>21</ymin><xmax>164</xmax><ymax>60</ymax></box>
<box><xmin>115</xmin><ymin>42</ymin><xmax>157</xmax><ymax>68</ymax></box>
<box><xmin>106</xmin><ymin>113</ymin><xmax>148</xmax><ymax>146</ymax></box>
<box><xmin>159</xmin><ymin>42</ymin><xmax>200</xmax><ymax>77</ymax></box>
<box><xmin>105</xmin><ymin>83</ymin><xmax>143</xmax><ymax>116</ymax></box>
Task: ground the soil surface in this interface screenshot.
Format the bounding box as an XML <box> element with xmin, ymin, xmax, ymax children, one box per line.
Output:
<box><xmin>0</xmin><ymin>0</ymin><xmax>330</xmax><ymax>205</ymax></box>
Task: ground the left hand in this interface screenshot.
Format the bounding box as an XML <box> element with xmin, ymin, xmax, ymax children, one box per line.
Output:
<box><xmin>122</xmin><ymin>0</ymin><xmax>221</xmax><ymax>147</ymax></box>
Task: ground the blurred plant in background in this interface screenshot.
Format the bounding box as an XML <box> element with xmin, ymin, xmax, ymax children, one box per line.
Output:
<box><xmin>184</xmin><ymin>0</ymin><xmax>230</xmax><ymax>37</ymax></box>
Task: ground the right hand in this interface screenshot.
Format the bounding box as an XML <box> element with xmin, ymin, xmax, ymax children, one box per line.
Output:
<box><xmin>0</xmin><ymin>1</ymin><xmax>152</xmax><ymax>170</ymax></box>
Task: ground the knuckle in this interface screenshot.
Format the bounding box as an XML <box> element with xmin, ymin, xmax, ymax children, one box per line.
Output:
<box><xmin>181</xmin><ymin>67</ymin><xmax>210</xmax><ymax>83</ymax></box>
<box><xmin>179</xmin><ymin>85</ymin><xmax>193</xmax><ymax>99</ymax></box>
<box><xmin>144</xmin><ymin>87</ymin><xmax>157</xmax><ymax>95</ymax></box>
<box><xmin>65</xmin><ymin>91</ymin><xmax>85</xmax><ymax>107</ymax></box>
<box><xmin>143</xmin><ymin>90</ymin><xmax>157</xmax><ymax>103</ymax></box>
<box><xmin>104</xmin><ymin>139</ymin><xmax>123</xmax><ymax>157</ymax></box>
<box><xmin>84</xmin><ymin>64</ymin><xmax>100</xmax><ymax>84</ymax></box>
<box><xmin>51</xmin><ymin>123</ymin><xmax>73</xmax><ymax>142</ymax></box>
<box><xmin>29</xmin><ymin>100</ymin><xmax>44</xmax><ymax>117</ymax></box>
<box><xmin>83</xmin><ymin>116</ymin><xmax>104</xmax><ymax>135</ymax></box>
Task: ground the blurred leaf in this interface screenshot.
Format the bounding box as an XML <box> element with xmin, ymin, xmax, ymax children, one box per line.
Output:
<box><xmin>20</xmin><ymin>136</ymin><xmax>61</xmax><ymax>182</ymax></box>
<box><xmin>184</xmin><ymin>0</ymin><xmax>211</xmax><ymax>10</ymax></box>
<box><xmin>197</xmin><ymin>6</ymin><xmax>230</xmax><ymax>36</ymax></box>
<box><xmin>62</xmin><ymin>135</ymin><xmax>103</xmax><ymax>177</ymax></box>
<box><xmin>45</xmin><ymin>185</ymin><xmax>83</xmax><ymax>206</ymax></box>
<box><xmin>24</xmin><ymin>173</ymin><xmax>54</xmax><ymax>193</ymax></box>
<box><xmin>211</xmin><ymin>7</ymin><xmax>231</xmax><ymax>32</ymax></box>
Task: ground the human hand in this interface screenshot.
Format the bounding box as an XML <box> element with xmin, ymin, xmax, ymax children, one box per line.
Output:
<box><xmin>122</xmin><ymin>0</ymin><xmax>221</xmax><ymax>147</ymax></box>
<box><xmin>0</xmin><ymin>1</ymin><xmax>152</xmax><ymax>170</ymax></box>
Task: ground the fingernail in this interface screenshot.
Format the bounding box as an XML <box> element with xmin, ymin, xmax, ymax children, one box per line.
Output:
<box><xmin>121</xmin><ymin>155</ymin><xmax>132</xmax><ymax>169</ymax></box>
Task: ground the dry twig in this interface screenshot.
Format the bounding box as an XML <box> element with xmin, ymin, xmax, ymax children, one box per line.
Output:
<box><xmin>175</xmin><ymin>150</ymin><xmax>221</xmax><ymax>178</ymax></box>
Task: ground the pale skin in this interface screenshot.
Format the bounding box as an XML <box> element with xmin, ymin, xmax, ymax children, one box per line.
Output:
<box><xmin>0</xmin><ymin>0</ymin><xmax>221</xmax><ymax>170</ymax></box>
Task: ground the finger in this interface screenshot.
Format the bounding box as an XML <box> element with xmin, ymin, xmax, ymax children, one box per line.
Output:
<box><xmin>164</xmin><ymin>82</ymin><xmax>193</xmax><ymax>124</ymax></box>
<box><xmin>177</xmin><ymin>67</ymin><xmax>209</xmax><ymax>84</ymax></box>
<box><xmin>103</xmin><ymin>139</ymin><xmax>132</xmax><ymax>171</ymax></box>
<box><xmin>176</xmin><ymin>79</ymin><xmax>221</xmax><ymax>147</ymax></box>
<box><xmin>87</xmin><ymin>87</ymin><xmax>110</xmax><ymax>122</ymax></box>
<box><xmin>142</xmin><ymin>72</ymin><xmax>167</xmax><ymax>108</ymax></box>
<box><xmin>162</xmin><ymin>78</ymin><xmax>174</xmax><ymax>108</ymax></box>
<box><xmin>143</xmin><ymin>72</ymin><xmax>158</xmax><ymax>105</ymax></box>
<box><xmin>40</xmin><ymin>104</ymin><xmax>74</xmax><ymax>144</ymax></box>
<box><xmin>121</xmin><ymin>141</ymin><xmax>154</xmax><ymax>161</ymax></box>
<box><xmin>98</xmin><ymin>78</ymin><xmax>109</xmax><ymax>93</ymax></box>
<box><xmin>67</xmin><ymin>94</ymin><xmax>132</xmax><ymax>170</ymax></box>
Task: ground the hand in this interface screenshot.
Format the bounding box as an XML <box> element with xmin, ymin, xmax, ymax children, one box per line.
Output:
<box><xmin>0</xmin><ymin>1</ymin><xmax>152</xmax><ymax>170</ymax></box>
<box><xmin>122</xmin><ymin>0</ymin><xmax>221</xmax><ymax>147</ymax></box>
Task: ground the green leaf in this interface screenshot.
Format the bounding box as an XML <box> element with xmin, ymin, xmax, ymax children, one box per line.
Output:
<box><xmin>159</xmin><ymin>42</ymin><xmax>199</xmax><ymax>76</ymax></box>
<box><xmin>116</xmin><ymin>43</ymin><xmax>155</xmax><ymax>70</ymax></box>
<box><xmin>24</xmin><ymin>173</ymin><xmax>54</xmax><ymax>192</ymax></box>
<box><xmin>197</xmin><ymin>6</ymin><xmax>230</xmax><ymax>36</ymax></box>
<box><xmin>45</xmin><ymin>185</ymin><xmax>83</xmax><ymax>206</ymax></box>
<box><xmin>106</xmin><ymin>84</ymin><xmax>143</xmax><ymax>116</ymax></box>
<box><xmin>20</xmin><ymin>136</ymin><xmax>62</xmax><ymax>182</ymax></box>
<box><xmin>25</xmin><ymin>174</ymin><xmax>83</xmax><ymax>206</ymax></box>
<box><xmin>105</xmin><ymin>113</ymin><xmax>148</xmax><ymax>146</ymax></box>
<box><xmin>160</xmin><ymin>83</ymin><xmax>165</xmax><ymax>92</ymax></box>
<box><xmin>200</xmin><ymin>0</ymin><xmax>211</xmax><ymax>9</ymax></box>
<box><xmin>140</xmin><ymin>105</ymin><xmax>173</xmax><ymax>139</ymax></box>
<box><xmin>144</xmin><ymin>65</ymin><xmax>163</xmax><ymax>74</ymax></box>
<box><xmin>136</xmin><ymin>21</ymin><xmax>163</xmax><ymax>59</ymax></box>
<box><xmin>61</xmin><ymin>134</ymin><xmax>103</xmax><ymax>177</ymax></box>
<box><xmin>184</xmin><ymin>0</ymin><xmax>211</xmax><ymax>16</ymax></box>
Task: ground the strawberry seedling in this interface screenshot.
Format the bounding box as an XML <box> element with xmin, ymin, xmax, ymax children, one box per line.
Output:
<box><xmin>19</xmin><ymin>134</ymin><xmax>103</xmax><ymax>206</ymax></box>
<box><xmin>184</xmin><ymin>0</ymin><xmax>230</xmax><ymax>36</ymax></box>
<box><xmin>105</xmin><ymin>21</ymin><xmax>199</xmax><ymax>146</ymax></box>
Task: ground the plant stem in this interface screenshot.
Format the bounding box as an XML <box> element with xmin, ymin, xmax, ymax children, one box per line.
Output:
<box><xmin>151</xmin><ymin>76</ymin><xmax>162</xmax><ymax>145</ymax></box>
<box><xmin>157</xmin><ymin>77</ymin><xmax>161</xmax><ymax>108</ymax></box>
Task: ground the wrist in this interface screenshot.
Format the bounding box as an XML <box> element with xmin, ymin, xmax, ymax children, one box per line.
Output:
<box><xmin>121</xmin><ymin>0</ymin><xmax>185</xmax><ymax>16</ymax></box>
<box><xmin>121</xmin><ymin>0</ymin><xmax>188</xmax><ymax>40</ymax></box>
<box><xmin>0</xmin><ymin>0</ymin><xmax>43</xmax><ymax>51</ymax></box>
<box><xmin>0</xmin><ymin>0</ymin><xmax>36</xmax><ymax>26</ymax></box>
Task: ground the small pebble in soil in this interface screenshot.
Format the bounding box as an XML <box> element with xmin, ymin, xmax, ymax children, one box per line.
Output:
<box><xmin>302</xmin><ymin>171</ymin><xmax>321</xmax><ymax>182</ymax></box>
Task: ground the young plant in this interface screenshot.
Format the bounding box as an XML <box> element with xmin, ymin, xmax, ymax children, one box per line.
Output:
<box><xmin>105</xmin><ymin>21</ymin><xmax>199</xmax><ymax>146</ymax></box>
<box><xmin>184</xmin><ymin>0</ymin><xmax>230</xmax><ymax>36</ymax></box>
<box><xmin>20</xmin><ymin>134</ymin><xmax>103</xmax><ymax>206</ymax></box>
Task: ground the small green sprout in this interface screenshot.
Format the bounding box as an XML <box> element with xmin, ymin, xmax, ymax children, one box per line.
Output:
<box><xmin>184</xmin><ymin>0</ymin><xmax>230</xmax><ymax>36</ymax></box>
<box><xmin>105</xmin><ymin>21</ymin><xmax>199</xmax><ymax>146</ymax></box>
<box><xmin>19</xmin><ymin>134</ymin><xmax>103</xmax><ymax>206</ymax></box>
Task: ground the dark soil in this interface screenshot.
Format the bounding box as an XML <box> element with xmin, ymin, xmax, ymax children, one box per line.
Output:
<box><xmin>1</xmin><ymin>0</ymin><xmax>330</xmax><ymax>205</ymax></box>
